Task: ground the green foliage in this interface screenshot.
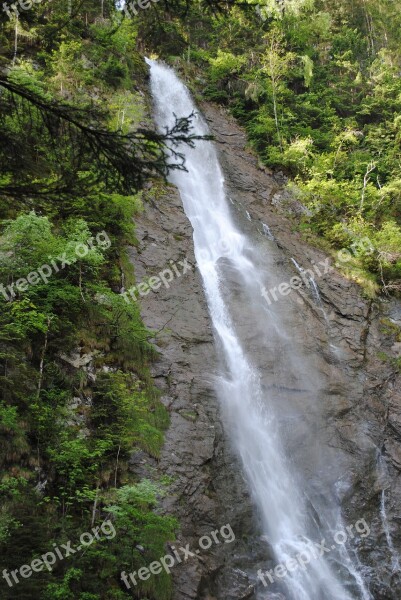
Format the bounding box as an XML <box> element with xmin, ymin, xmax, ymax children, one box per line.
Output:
<box><xmin>301</xmin><ymin>55</ymin><xmax>314</xmax><ymax>87</ymax></box>
<box><xmin>44</xmin><ymin>567</ymin><xmax>84</xmax><ymax>600</ymax></box>
<box><xmin>105</xmin><ymin>482</ymin><xmax>177</xmax><ymax>600</ymax></box>
<box><xmin>0</xmin><ymin>5</ymin><xmax>179</xmax><ymax>598</ymax></box>
<box><xmin>91</xmin><ymin>371</ymin><xmax>168</xmax><ymax>459</ymax></box>
<box><xmin>0</xmin><ymin>184</ymin><xmax>170</xmax><ymax>599</ymax></box>
<box><xmin>2</xmin><ymin>0</ymin><xmax>401</xmax><ymax>597</ymax></box>
<box><xmin>209</xmin><ymin>50</ymin><xmax>246</xmax><ymax>81</ymax></box>
<box><xmin>167</xmin><ymin>0</ymin><xmax>401</xmax><ymax>294</ymax></box>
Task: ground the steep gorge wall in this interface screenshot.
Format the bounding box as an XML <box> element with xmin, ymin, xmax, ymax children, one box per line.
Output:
<box><xmin>130</xmin><ymin>97</ymin><xmax>401</xmax><ymax>600</ymax></box>
<box><xmin>201</xmin><ymin>103</ymin><xmax>401</xmax><ymax>599</ymax></box>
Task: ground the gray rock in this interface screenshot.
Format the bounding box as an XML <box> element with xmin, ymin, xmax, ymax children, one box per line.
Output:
<box><xmin>129</xmin><ymin>98</ymin><xmax>401</xmax><ymax>599</ymax></box>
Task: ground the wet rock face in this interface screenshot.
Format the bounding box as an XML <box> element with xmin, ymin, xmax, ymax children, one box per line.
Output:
<box><xmin>201</xmin><ymin>102</ymin><xmax>401</xmax><ymax>597</ymax></box>
<box><xmin>130</xmin><ymin>101</ymin><xmax>401</xmax><ymax>599</ymax></box>
<box><xmin>128</xmin><ymin>185</ymin><xmax>266</xmax><ymax>599</ymax></box>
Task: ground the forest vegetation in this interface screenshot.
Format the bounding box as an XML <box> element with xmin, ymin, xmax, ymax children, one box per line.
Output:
<box><xmin>0</xmin><ymin>0</ymin><xmax>400</xmax><ymax>598</ymax></box>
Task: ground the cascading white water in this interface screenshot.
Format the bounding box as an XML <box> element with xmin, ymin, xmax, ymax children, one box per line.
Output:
<box><xmin>291</xmin><ymin>258</ymin><xmax>325</xmax><ymax>313</ymax></box>
<box><xmin>378</xmin><ymin>454</ymin><xmax>401</xmax><ymax>574</ymax></box>
<box><xmin>262</xmin><ymin>222</ymin><xmax>275</xmax><ymax>240</ymax></box>
<box><xmin>147</xmin><ymin>59</ymin><xmax>370</xmax><ymax>600</ymax></box>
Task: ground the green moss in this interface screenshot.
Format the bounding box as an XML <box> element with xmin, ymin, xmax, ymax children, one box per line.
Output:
<box><xmin>179</xmin><ymin>410</ymin><xmax>198</xmax><ymax>422</ymax></box>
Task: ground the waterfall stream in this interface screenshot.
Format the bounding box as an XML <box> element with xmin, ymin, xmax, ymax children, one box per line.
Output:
<box><xmin>147</xmin><ymin>58</ymin><xmax>371</xmax><ymax>600</ymax></box>
<box><xmin>378</xmin><ymin>454</ymin><xmax>401</xmax><ymax>574</ymax></box>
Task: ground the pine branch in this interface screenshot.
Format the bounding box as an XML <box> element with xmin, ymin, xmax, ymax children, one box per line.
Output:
<box><xmin>0</xmin><ymin>77</ymin><xmax>210</xmax><ymax>199</ymax></box>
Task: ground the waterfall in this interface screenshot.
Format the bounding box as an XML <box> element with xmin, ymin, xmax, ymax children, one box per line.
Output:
<box><xmin>262</xmin><ymin>222</ymin><xmax>275</xmax><ymax>240</ymax></box>
<box><xmin>381</xmin><ymin>491</ymin><xmax>401</xmax><ymax>574</ymax></box>
<box><xmin>290</xmin><ymin>258</ymin><xmax>327</xmax><ymax>316</ymax></box>
<box><xmin>290</xmin><ymin>257</ymin><xmax>339</xmax><ymax>353</ymax></box>
<box><xmin>378</xmin><ymin>454</ymin><xmax>401</xmax><ymax>574</ymax></box>
<box><xmin>147</xmin><ymin>59</ymin><xmax>371</xmax><ymax>600</ymax></box>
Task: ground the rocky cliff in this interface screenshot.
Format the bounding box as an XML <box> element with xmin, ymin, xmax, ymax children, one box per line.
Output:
<box><xmin>129</xmin><ymin>98</ymin><xmax>401</xmax><ymax>600</ymax></box>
